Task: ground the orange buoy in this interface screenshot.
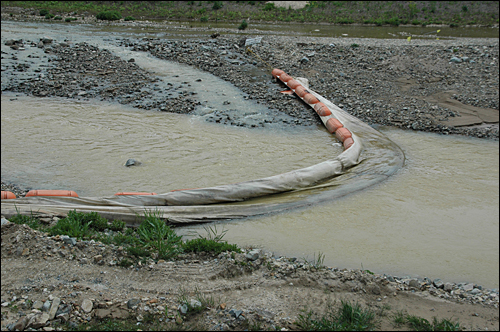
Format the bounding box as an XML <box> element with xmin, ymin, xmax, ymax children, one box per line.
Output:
<box><xmin>343</xmin><ymin>137</ymin><xmax>355</xmax><ymax>149</ymax></box>
<box><xmin>335</xmin><ymin>127</ymin><xmax>352</xmax><ymax>142</ymax></box>
<box><xmin>325</xmin><ymin>118</ymin><xmax>343</xmax><ymax>134</ymax></box>
<box><xmin>271</xmin><ymin>68</ymin><xmax>284</xmax><ymax>78</ymax></box>
<box><xmin>114</xmin><ymin>192</ymin><xmax>158</xmax><ymax>196</ymax></box>
<box><xmin>286</xmin><ymin>79</ymin><xmax>301</xmax><ymax>89</ymax></box>
<box><xmin>279</xmin><ymin>73</ymin><xmax>292</xmax><ymax>82</ymax></box>
<box><xmin>314</xmin><ymin>103</ymin><xmax>332</xmax><ymax>116</ymax></box>
<box><xmin>26</xmin><ymin>190</ymin><xmax>79</xmax><ymax>197</ymax></box>
<box><xmin>294</xmin><ymin>85</ymin><xmax>309</xmax><ymax>98</ymax></box>
<box><xmin>1</xmin><ymin>191</ymin><xmax>16</xmax><ymax>199</ymax></box>
<box><xmin>303</xmin><ymin>93</ymin><xmax>319</xmax><ymax>105</ymax></box>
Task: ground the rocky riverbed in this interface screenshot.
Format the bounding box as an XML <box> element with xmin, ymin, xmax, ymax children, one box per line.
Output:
<box><xmin>1</xmin><ymin>13</ymin><xmax>499</xmax><ymax>137</ymax></box>
<box><xmin>1</xmin><ymin>13</ymin><xmax>499</xmax><ymax>331</ymax></box>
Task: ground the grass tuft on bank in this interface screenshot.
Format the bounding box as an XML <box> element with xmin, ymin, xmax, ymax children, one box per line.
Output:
<box><xmin>8</xmin><ymin>207</ymin><xmax>241</xmax><ymax>266</ymax></box>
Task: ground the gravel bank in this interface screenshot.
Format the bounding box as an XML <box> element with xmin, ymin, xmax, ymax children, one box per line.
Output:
<box><xmin>1</xmin><ymin>221</ymin><xmax>499</xmax><ymax>331</ymax></box>
<box><xmin>1</xmin><ymin>15</ymin><xmax>499</xmax><ymax>138</ymax></box>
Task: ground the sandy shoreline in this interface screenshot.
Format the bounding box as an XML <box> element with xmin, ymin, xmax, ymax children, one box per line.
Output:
<box><xmin>1</xmin><ymin>13</ymin><xmax>499</xmax><ymax>331</ymax></box>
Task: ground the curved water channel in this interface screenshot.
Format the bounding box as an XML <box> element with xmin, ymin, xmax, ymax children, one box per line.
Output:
<box><xmin>1</xmin><ymin>21</ymin><xmax>498</xmax><ymax>288</ymax></box>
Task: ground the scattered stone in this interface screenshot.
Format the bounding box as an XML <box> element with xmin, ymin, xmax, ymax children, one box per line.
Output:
<box><xmin>246</xmin><ymin>249</ymin><xmax>261</xmax><ymax>261</ymax></box>
<box><xmin>409</xmin><ymin>279</ymin><xmax>420</xmax><ymax>288</ymax></box>
<box><xmin>450</xmin><ymin>57</ymin><xmax>462</xmax><ymax>63</ymax></box>
<box><xmin>433</xmin><ymin>279</ymin><xmax>444</xmax><ymax>288</ymax></box>
<box><xmin>190</xmin><ymin>299</ymin><xmax>202</xmax><ymax>308</ymax></box>
<box><xmin>229</xmin><ymin>309</ymin><xmax>243</xmax><ymax>319</ymax></box>
<box><xmin>41</xmin><ymin>300</ymin><xmax>51</xmax><ymax>312</ymax></box>
<box><xmin>81</xmin><ymin>299</ymin><xmax>93</xmax><ymax>313</ymax></box>
<box><xmin>48</xmin><ymin>297</ymin><xmax>60</xmax><ymax>320</ymax></box>
<box><xmin>127</xmin><ymin>298</ymin><xmax>141</xmax><ymax>309</ymax></box>
<box><xmin>178</xmin><ymin>303</ymin><xmax>188</xmax><ymax>315</ymax></box>
<box><xmin>125</xmin><ymin>158</ymin><xmax>141</xmax><ymax>167</ymax></box>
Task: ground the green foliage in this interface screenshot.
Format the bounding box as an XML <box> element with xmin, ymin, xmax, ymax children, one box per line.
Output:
<box><xmin>183</xmin><ymin>225</ymin><xmax>240</xmax><ymax>254</ymax></box>
<box><xmin>10</xmin><ymin>207</ymin><xmax>41</xmax><ymax>230</ymax></box>
<box><xmin>200</xmin><ymin>16</ymin><xmax>208</xmax><ymax>22</ymax></box>
<box><xmin>461</xmin><ymin>5</ymin><xmax>468</xmax><ymax>13</ymax></box>
<box><xmin>96</xmin><ymin>11</ymin><xmax>122</xmax><ymax>21</ymax></box>
<box><xmin>392</xmin><ymin>310</ymin><xmax>461</xmax><ymax>331</ymax></box>
<box><xmin>351</xmin><ymin>43</ymin><xmax>359</xmax><ymax>48</ymax></box>
<box><xmin>297</xmin><ymin>300</ymin><xmax>376</xmax><ymax>331</ymax></box>
<box><xmin>48</xmin><ymin>213</ymin><xmax>92</xmax><ymax>239</ymax></box>
<box><xmin>53</xmin><ymin>16</ymin><xmax>62</xmax><ymax>20</ymax></box>
<box><xmin>45</xmin><ymin>13</ymin><xmax>55</xmax><ymax>19</ymax></box>
<box><xmin>212</xmin><ymin>1</ymin><xmax>223</xmax><ymax>11</ymax></box>
<box><xmin>124</xmin><ymin>16</ymin><xmax>135</xmax><ymax>21</ymax></box>
<box><xmin>137</xmin><ymin>209</ymin><xmax>183</xmax><ymax>259</ymax></box>
<box><xmin>183</xmin><ymin>238</ymin><xmax>240</xmax><ymax>254</ymax></box>
<box><xmin>263</xmin><ymin>2</ymin><xmax>275</xmax><ymax>11</ymax></box>
<box><xmin>39</xmin><ymin>9</ymin><xmax>49</xmax><ymax>16</ymax></box>
<box><xmin>127</xmin><ymin>245</ymin><xmax>150</xmax><ymax>257</ymax></box>
<box><xmin>238</xmin><ymin>19</ymin><xmax>248</xmax><ymax>30</ymax></box>
<box><xmin>109</xmin><ymin>219</ymin><xmax>125</xmax><ymax>231</ymax></box>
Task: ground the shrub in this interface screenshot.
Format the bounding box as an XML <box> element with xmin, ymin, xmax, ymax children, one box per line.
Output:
<box><xmin>65</xmin><ymin>18</ymin><xmax>72</xmax><ymax>22</ymax></box>
<box><xmin>45</xmin><ymin>13</ymin><xmax>55</xmax><ymax>19</ymax></box>
<box><xmin>137</xmin><ymin>209</ymin><xmax>183</xmax><ymax>259</ymax></box>
<box><xmin>200</xmin><ymin>16</ymin><xmax>208</xmax><ymax>22</ymax></box>
<box><xmin>110</xmin><ymin>219</ymin><xmax>125</xmax><ymax>231</ymax></box>
<box><xmin>124</xmin><ymin>16</ymin><xmax>135</xmax><ymax>21</ymax></box>
<box><xmin>54</xmin><ymin>16</ymin><xmax>62</xmax><ymax>20</ymax></box>
<box><xmin>238</xmin><ymin>20</ymin><xmax>248</xmax><ymax>30</ymax></box>
<box><xmin>48</xmin><ymin>213</ymin><xmax>92</xmax><ymax>239</ymax></box>
<box><xmin>39</xmin><ymin>9</ymin><xmax>49</xmax><ymax>16</ymax></box>
<box><xmin>96</xmin><ymin>11</ymin><xmax>122</xmax><ymax>21</ymax></box>
<box><xmin>263</xmin><ymin>3</ymin><xmax>275</xmax><ymax>11</ymax></box>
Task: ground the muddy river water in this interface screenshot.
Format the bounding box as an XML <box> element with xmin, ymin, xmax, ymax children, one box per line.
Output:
<box><xmin>1</xmin><ymin>21</ymin><xmax>498</xmax><ymax>288</ymax></box>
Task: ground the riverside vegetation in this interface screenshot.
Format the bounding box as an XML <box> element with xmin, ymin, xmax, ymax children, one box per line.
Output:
<box><xmin>1</xmin><ymin>1</ymin><xmax>499</xmax><ymax>27</ymax></box>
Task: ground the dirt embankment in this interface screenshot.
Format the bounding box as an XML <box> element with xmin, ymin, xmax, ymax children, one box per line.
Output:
<box><xmin>1</xmin><ymin>221</ymin><xmax>499</xmax><ymax>331</ymax></box>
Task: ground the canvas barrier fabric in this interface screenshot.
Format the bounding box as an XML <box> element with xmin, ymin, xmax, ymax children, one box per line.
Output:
<box><xmin>1</xmin><ymin>70</ymin><xmax>404</xmax><ymax>225</ymax></box>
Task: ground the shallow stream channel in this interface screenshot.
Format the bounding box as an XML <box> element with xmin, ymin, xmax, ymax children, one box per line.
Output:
<box><xmin>1</xmin><ymin>21</ymin><xmax>498</xmax><ymax>288</ymax></box>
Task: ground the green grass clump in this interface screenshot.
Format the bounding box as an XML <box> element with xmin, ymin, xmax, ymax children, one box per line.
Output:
<box><xmin>45</xmin><ymin>13</ymin><xmax>55</xmax><ymax>19</ymax></box>
<box><xmin>238</xmin><ymin>19</ymin><xmax>248</xmax><ymax>30</ymax></box>
<box><xmin>109</xmin><ymin>219</ymin><xmax>125</xmax><ymax>231</ymax></box>
<box><xmin>54</xmin><ymin>16</ymin><xmax>62</xmax><ymax>20</ymax></box>
<box><xmin>10</xmin><ymin>207</ymin><xmax>42</xmax><ymax>230</ymax></box>
<box><xmin>183</xmin><ymin>238</ymin><xmax>240</xmax><ymax>254</ymax></box>
<box><xmin>183</xmin><ymin>225</ymin><xmax>240</xmax><ymax>255</ymax></box>
<box><xmin>39</xmin><ymin>9</ymin><xmax>49</xmax><ymax>16</ymax></box>
<box><xmin>96</xmin><ymin>11</ymin><xmax>121</xmax><ymax>21</ymax></box>
<box><xmin>297</xmin><ymin>300</ymin><xmax>376</xmax><ymax>331</ymax></box>
<box><xmin>392</xmin><ymin>310</ymin><xmax>461</xmax><ymax>331</ymax></box>
<box><xmin>137</xmin><ymin>209</ymin><xmax>183</xmax><ymax>260</ymax></box>
<box><xmin>48</xmin><ymin>213</ymin><xmax>92</xmax><ymax>239</ymax></box>
<box><xmin>124</xmin><ymin>16</ymin><xmax>135</xmax><ymax>21</ymax></box>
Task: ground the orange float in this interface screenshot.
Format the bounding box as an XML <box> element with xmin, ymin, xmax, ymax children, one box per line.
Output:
<box><xmin>1</xmin><ymin>191</ymin><xmax>16</xmax><ymax>199</ymax></box>
<box><xmin>286</xmin><ymin>79</ymin><xmax>301</xmax><ymax>90</ymax></box>
<box><xmin>335</xmin><ymin>127</ymin><xmax>352</xmax><ymax>142</ymax></box>
<box><xmin>313</xmin><ymin>103</ymin><xmax>332</xmax><ymax>116</ymax></box>
<box><xmin>271</xmin><ymin>68</ymin><xmax>284</xmax><ymax>78</ymax></box>
<box><xmin>26</xmin><ymin>190</ymin><xmax>79</xmax><ymax>197</ymax></box>
<box><xmin>325</xmin><ymin>118</ymin><xmax>343</xmax><ymax>134</ymax></box>
<box><xmin>343</xmin><ymin>137</ymin><xmax>355</xmax><ymax>149</ymax></box>
<box><xmin>294</xmin><ymin>85</ymin><xmax>309</xmax><ymax>98</ymax></box>
<box><xmin>278</xmin><ymin>73</ymin><xmax>292</xmax><ymax>82</ymax></box>
<box><xmin>303</xmin><ymin>93</ymin><xmax>319</xmax><ymax>105</ymax></box>
<box><xmin>114</xmin><ymin>192</ymin><xmax>158</xmax><ymax>196</ymax></box>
